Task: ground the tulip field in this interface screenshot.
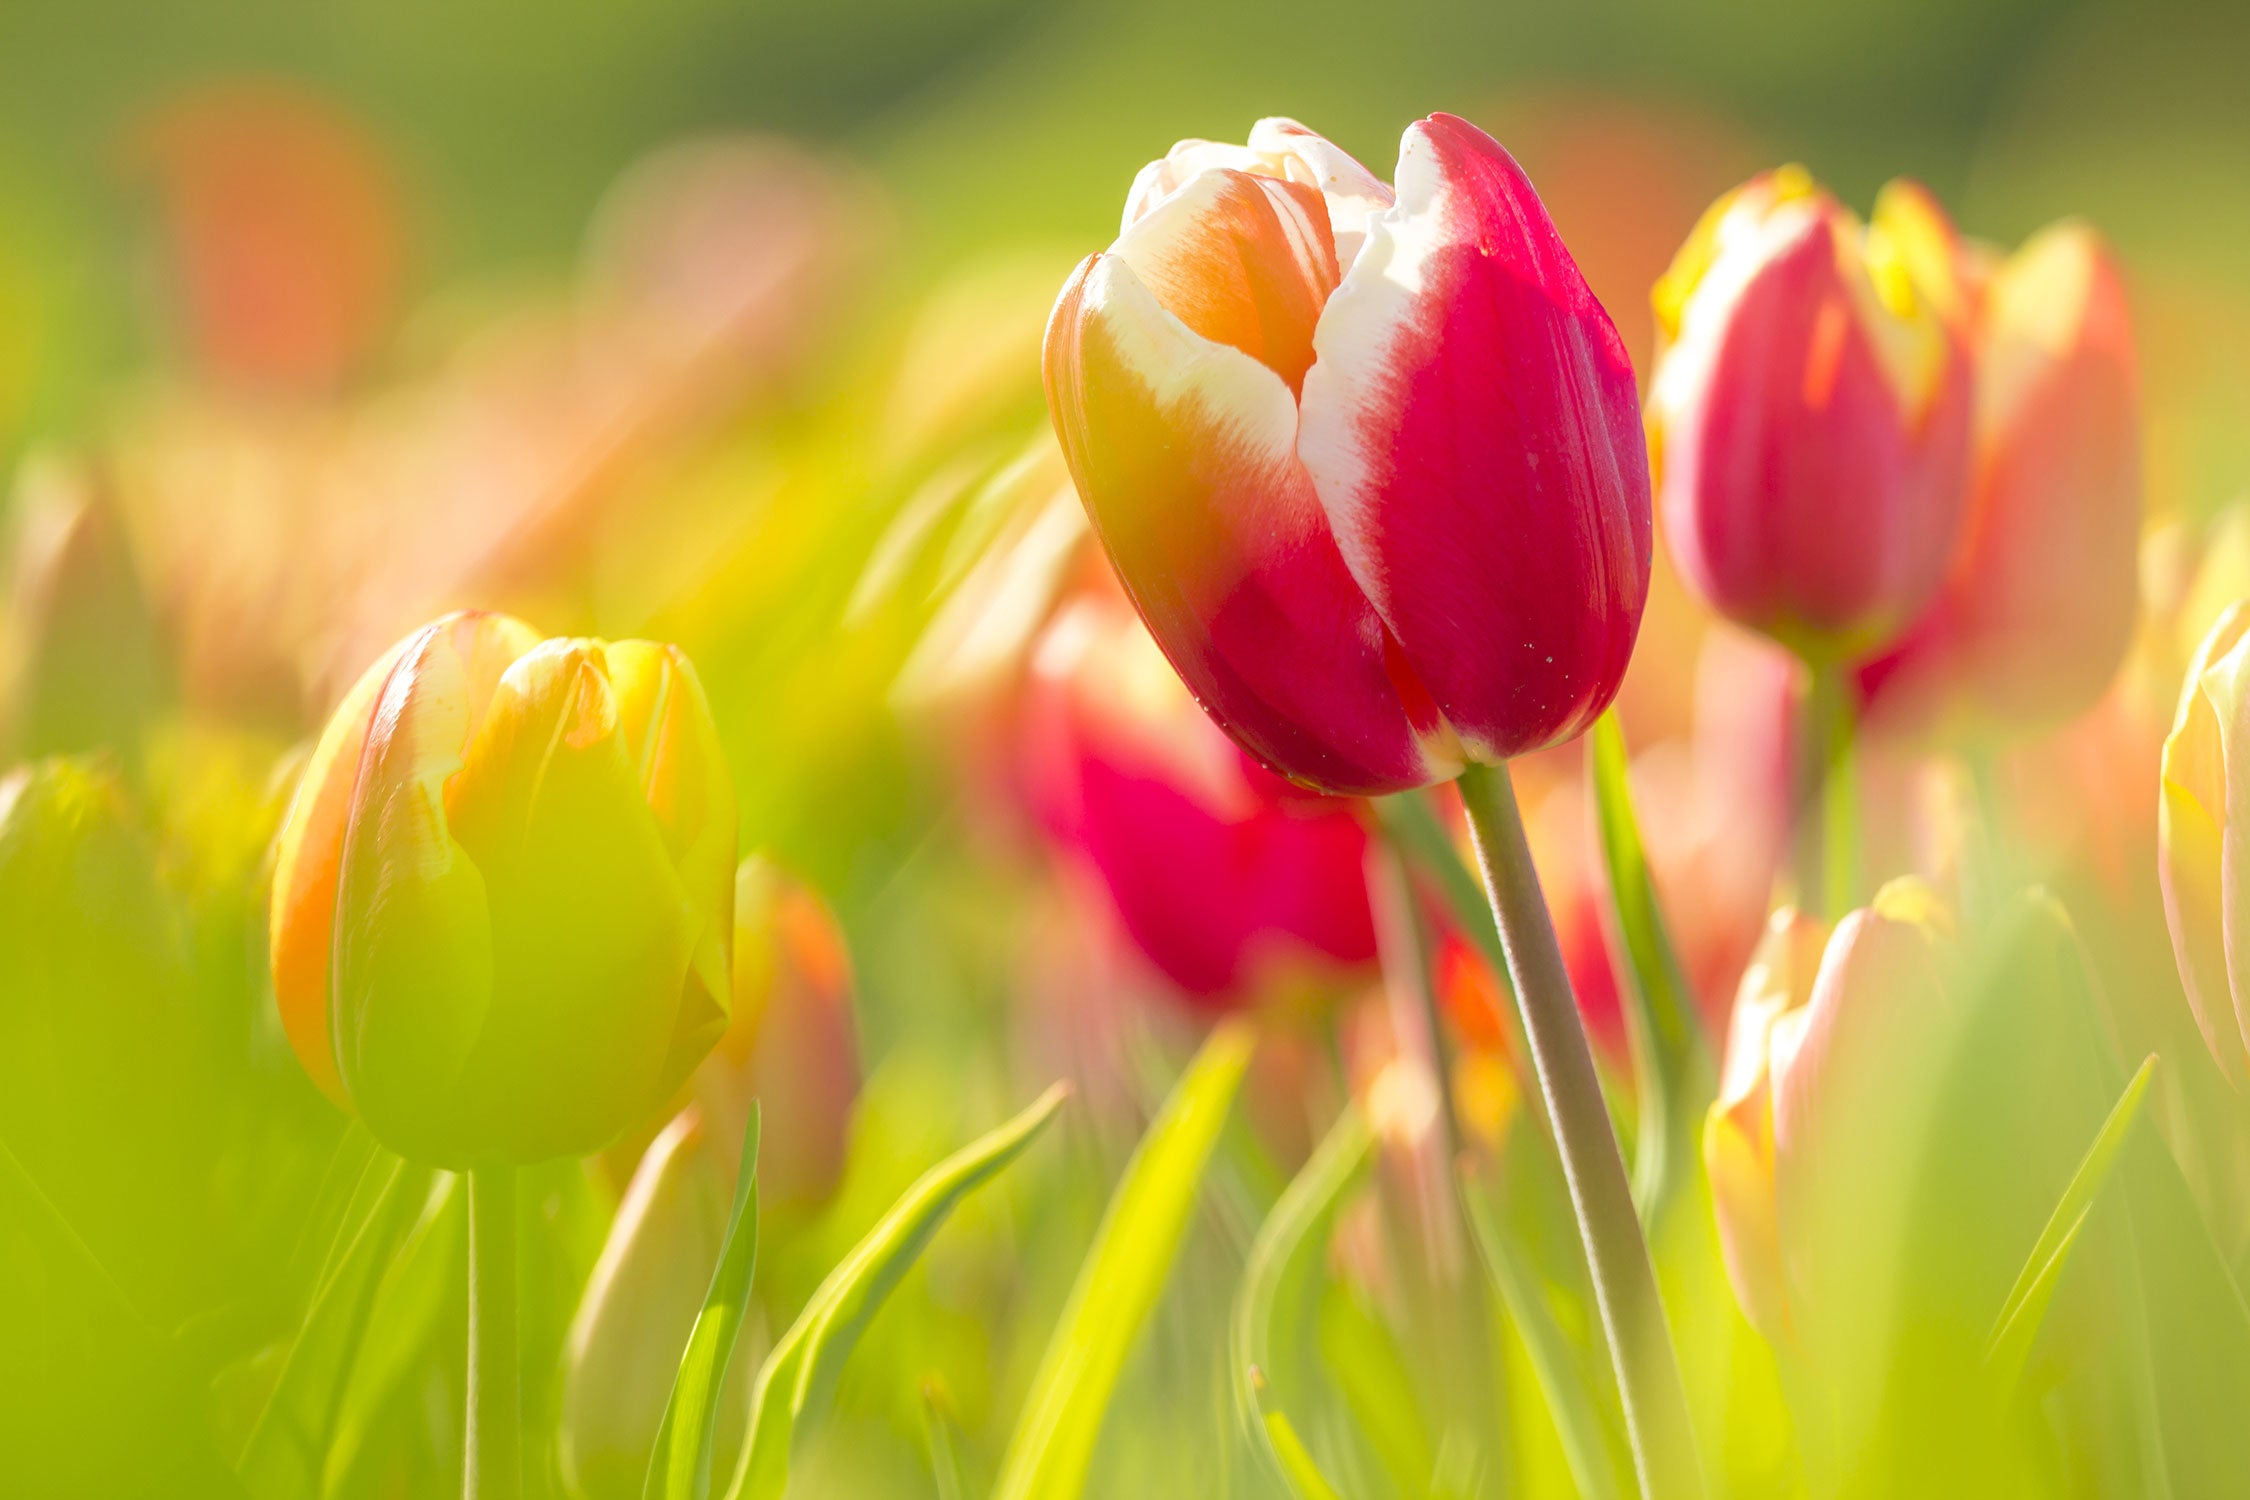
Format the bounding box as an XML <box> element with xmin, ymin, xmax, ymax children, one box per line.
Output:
<box><xmin>7</xmin><ymin>3</ymin><xmax>2250</xmax><ymax>1498</ymax></box>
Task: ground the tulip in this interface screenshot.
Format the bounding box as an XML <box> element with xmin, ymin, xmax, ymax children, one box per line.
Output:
<box><xmin>1703</xmin><ymin>883</ymin><xmax>1949</xmax><ymax>1355</ymax></box>
<box><xmin>1862</xmin><ymin>221</ymin><xmax>2141</xmax><ymax>734</ymax></box>
<box><xmin>1020</xmin><ymin>596</ymin><xmax>1376</xmax><ymax>1005</ymax></box>
<box><xmin>267</xmin><ymin>609</ymin><xmax>737</xmax><ymax>1166</ymax></box>
<box><xmin>1648</xmin><ymin>169</ymin><xmax>1973</xmax><ymax>664</ymax></box>
<box><xmin>704</xmin><ymin>856</ymin><xmax>859</xmax><ymax>1217</ymax></box>
<box><xmin>0</xmin><ymin>454</ymin><xmax>172</xmax><ymax>764</ymax></box>
<box><xmin>560</xmin><ymin>1110</ymin><xmax>745</xmax><ymax>1500</ymax></box>
<box><xmin>2159</xmin><ymin>600</ymin><xmax>2250</xmax><ymax>1084</ymax></box>
<box><xmin>1044</xmin><ymin>113</ymin><xmax>1650</xmax><ymax>797</ymax></box>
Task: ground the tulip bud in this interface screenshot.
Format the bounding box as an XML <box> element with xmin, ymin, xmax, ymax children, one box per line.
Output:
<box><xmin>0</xmin><ymin>454</ymin><xmax>172</xmax><ymax>763</ymax></box>
<box><xmin>559</xmin><ymin>1110</ymin><xmax>745</xmax><ymax>1500</ymax></box>
<box><xmin>1703</xmin><ymin>884</ymin><xmax>1949</xmax><ymax>1350</ymax></box>
<box><xmin>2159</xmin><ymin>600</ymin><xmax>2250</xmax><ymax>1084</ymax></box>
<box><xmin>1021</xmin><ymin>597</ymin><xmax>1376</xmax><ymax>1005</ymax></box>
<box><xmin>1044</xmin><ymin>114</ymin><xmax>1650</xmax><ymax>795</ymax></box>
<box><xmin>703</xmin><ymin>856</ymin><xmax>859</xmax><ymax>1218</ymax></box>
<box><xmin>267</xmin><ymin>610</ymin><xmax>737</xmax><ymax>1165</ymax></box>
<box><xmin>1862</xmin><ymin>222</ymin><xmax>2142</xmax><ymax>733</ymax></box>
<box><xmin>1649</xmin><ymin>169</ymin><xmax>1973</xmax><ymax>663</ymax></box>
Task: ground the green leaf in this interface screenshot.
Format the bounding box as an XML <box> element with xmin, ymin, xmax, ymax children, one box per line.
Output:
<box><xmin>1463</xmin><ymin>1178</ymin><xmax>1627</xmax><ymax>1500</ymax></box>
<box><xmin>646</xmin><ymin>1104</ymin><xmax>762</xmax><ymax>1500</ymax></box>
<box><xmin>1984</xmin><ymin>1054</ymin><xmax>2156</xmax><ymax>1389</ymax></box>
<box><xmin>236</xmin><ymin>1156</ymin><xmax>430</xmax><ymax>1500</ymax></box>
<box><xmin>1230</xmin><ymin>1104</ymin><xmax>1372</xmax><ymax>1499</ymax></box>
<box><xmin>322</xmin><ymin>1173</ymin><xmax>464</xmax><ymax>1497</ymax></box>
<box><xmin>727</xmin><ymin>1082</ymin><xmax>1068</xmax><ymax>1500</ymax></box>
<box><xmin>992</xmin><ymin>1021</ymin><xmax>1255</xmax><ymax>1500</ymax></box>
<box><xmin>1586</xmin><ymin>712</ymin><xmax>1715</xmax><ymax>1218</ymax></box>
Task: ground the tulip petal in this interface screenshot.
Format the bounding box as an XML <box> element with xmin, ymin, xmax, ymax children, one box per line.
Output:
<box><xmin>331</xmin><ymin>616</ymin><xmax>507</xmax><ymax>1160</ymax></box>
<box><xmin>1045</xmin><ymin>251</ymin><xmax>1447</xmax><ymax>795</ymax></box>
<box><xmin>1245</xmin><ymin>117</ymin><xmax>1395</xmax><ymax>261</ymax></box>
<box><xmin>1299</xmin><ymin>113</ymin><xmax>1651</xmax><ymax>761</ymax></box>
<box><xmin>2163</xmin><ymin>604</ymin><xmax>2250</xmax><ymax>1084</ymax></box>
<box><xmin>1109</xmin><ymin>167</ymin><xmax>1339</xmax><ymax>394</ymax></box>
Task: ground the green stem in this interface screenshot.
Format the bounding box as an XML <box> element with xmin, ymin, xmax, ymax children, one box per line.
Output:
<box><xmin>1794</xmin><ymin>663</ymin><xmax>1859</xmax><ymax>920</ymax></box>
<box><xmin>1455</xmin><ymin>762</ymin><xmax>1704</xmax><ymax>1500</ymax></box>
<box><xmin>466</xmin><ymin>1164</ymin><xmax>520</xmax><ymax>1500</ymax></box>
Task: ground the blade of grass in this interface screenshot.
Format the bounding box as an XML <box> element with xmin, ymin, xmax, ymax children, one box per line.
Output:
<box><xmin>992</xmin><ymin>1021</ymin><xmax>1255</xmax><ymax>1500</ymax></box>
<box><xmin>646</xmin><ymin>1105</ymin><xmax>762</xmax><ymax>1500</ymax></box>
<box><xmin>1463</xmin><ymin>1178</ymin><xmax>1626</xmax><ymax>1500</ymax></box>
<box><xmin>727</xmin><ymin>1083</ymin><xmax>1068</xmax><ymax>1500</ymax></box>
<box><xmin>1586</xmin><ymin>712</ymin><xmax>1715</xmax><ymax>1219</ymax></box>
<box><xmin>1230</xmin><ymin>1105</ymin><xmax>1371</xmax><ymax>1499</ymax></box>
<box><xmin>1984</xmin><ymin>1054</ymin><xmax>2157</xmax><ymax>1388</ymax></box>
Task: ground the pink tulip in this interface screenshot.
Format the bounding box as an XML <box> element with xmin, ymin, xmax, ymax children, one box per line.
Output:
<box><xmin>1021</xmin><ymin>597</ymin><xmax>1376</xmax><ymax>1006</ymax></box>
<box><xmin>1862</xmin><ymin>222</ymin><xmax>2141</xmax><ymax>734</ymax></box>
<box><xmin>1044</xmin><ymin>115</ymin><xmax>1650</xmax><ymax>796</ymax></box>
<box><xmin>1649</xmin><ymin>170</ymin><xmax>1973</xmax><ymax>663</ymax></box>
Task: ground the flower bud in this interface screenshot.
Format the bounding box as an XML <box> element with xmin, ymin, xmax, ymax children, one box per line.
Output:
<box><xmin>1650</xmin><ymin>170</ymin><xmax>1973</xmax><ymax>663</ymax></box>
<box><xmin>1862</xmin><ymin>221</ymin><xmax>2142</xmax><ymax>734</ymax></box>
<box><xmin>267</xmin><ymin>610</ymin><xmax>737</xmax><ymax>1165</ymax></box>
<box><xmin>1704</xmin><ymin>883</ymin><xmax>1949</xmax><ymax>1349</ymax></box>
<box><xmin>702</xmin><ymin>856</ymin><xmax>859</xmax><ymax>1218</ymax></box>
<box><xmin>559</xmin><ymin>1110</ymin><xmax>745</xmax><ymax>1500</ymax></box>
<box><xmin>2159</xmin><ymin>600</ymin><xmax>2250</xmax><ymax>1084</ymax></box>
<box><xmin>1045</xmin><ymin>114</ymin><xmax>1650</xmax><ymax>794</ymax></box>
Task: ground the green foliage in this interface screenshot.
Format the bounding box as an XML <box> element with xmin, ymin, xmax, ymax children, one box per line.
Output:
<box><xmin>646</xmin><ymin>1105</ymin><xmax>761</xmax><ymax>1500</ymax></box>
<box><xmin>992</xmin><ymin>1021</ymin><xmax>1253</xmax><ymax>1500</ymax></box>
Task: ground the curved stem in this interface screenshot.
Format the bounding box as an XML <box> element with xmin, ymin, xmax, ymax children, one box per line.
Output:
<box><xmin>466</xmin><ymin>1164</ymin><xmax>520</xmax><ymax>1500</ymax></box>
<box><xmin>1456</xmin><ymin>761</ymin><xmax>1704</xmax><ymax>1500</ymax></box>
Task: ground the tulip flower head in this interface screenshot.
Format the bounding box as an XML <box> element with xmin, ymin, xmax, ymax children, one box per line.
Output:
<box><xmin>268</xmin><ymin>610</ymin><xmax>737</xmax><ymax>1165</ymax></box>
<box><xmin>2160</xmin><ymin>600</ymin><xmax>2250</xmax><ymax>1084</ymax></box>
<box><xmin>1704</xmin><ymin>884</ymin><xmax>1950</xmax><ymax>1349</ymax></box>
<box><xmin>1863</xmin><ymin>221</ymin><xmax>2142</xmax><ymax>735</ymax></box>
<box><xmin>1022</xmin><ymin>597</ymin><xmax>1377</xmax><ymax>1005</ymax></box>
<box><xmin>1649</xmin><ymin>169</ymin><xmax>1973</xmax><ymax>664</ymax></box>
<box><xmin>1045</xmin><ymin>114</ymin><xmax>1651</xmax><ymax>796</ymax></box>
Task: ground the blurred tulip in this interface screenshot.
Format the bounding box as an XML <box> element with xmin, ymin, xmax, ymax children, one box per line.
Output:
<box><xmin>0</xmin><ymin>454</ymin><xmax>172</xmax><ymax>763</ymax></box>
<box><xmin>1022</xmin><ymin>596</ymin><xmax>1376</xmax><ymax>1006</ymax></box>
<box><xmin>1863</xmin><ymin>222</ymin><xmax>2142</xmax><ymax>734</ymax></box>
<box><xmin>267</xmin><ymin>610</ymin><xmax>737</xmax><ymax>1165</ymax></box>
<box><xmin>0</xmin><ymin>758</ymin><xmax>209</xmax><ymax>1313</ymax></box>
<box><xmin>1045</xmin><ymin>113</ymin><xmax>1650</xmax><ymax>795</ymax></box>
<box><xmin>2159</xmin><ymin>600</ymin><xmax>2250</xmax><ymax>1084</ymax></box>
<box><xmin>1704</xmin><ymin>884</ymin><xmax>1949</xmax><ymax>1351</ymax></box>
<box><xmin>1702</xmin><ymin>907</ymin><xmax>1831</xmax><ymax>1342</ymax></box>
<box><xmin>127</xmin><ymin>81</ymin><xmax>405</xmax><ymax>390</ymax></box>
<box><xmin>703</xmin><ymin>857</ymin><xmax>859</xmax><ymax>1218</ymax></box>
<box><xmin>560</xmin><ymin>1110</ymin><xmax>744</xmax><ymax>1500</ymax></box>
<box><xmin>1649</xmin><ymin>169</ymin><xmax>1973</xmax><ymax>663</ymax></box>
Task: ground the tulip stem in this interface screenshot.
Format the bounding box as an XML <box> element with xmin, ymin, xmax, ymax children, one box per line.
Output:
<box><xmin>1455</xmin><ymin>761</ymin><xmax>1705</xmax><ymax>1500</ymax></box>
<box><xmin>1794</xmin><ymin>664</ymin><xmax>1859</xmax><ymax>920</ymax></box>
<box><xmin>466</xmin><ymin>1164</ymin><xmax>521</xmax><ymax>1500</ymax></box>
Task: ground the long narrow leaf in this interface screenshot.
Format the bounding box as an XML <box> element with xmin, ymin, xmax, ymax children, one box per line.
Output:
<box><xmin>727</xmin><ymin>1083</ymin><xmax>1068</xmax><ymax>1500</ymax></box>
<box><xmin>646</xmin><ymin>1104</ymin><xmax>761</xmax><ymax>1500</ymax></box>
<box><xmin>1375</xmin><ymin>791</ymin><xmax>1529</xmax><ymax>1070</ymax></box>
<box><xmin>1463</xmin><ymin>1179</ymin><xmax>1626</xmax><ymax>1500</ymax></box>
<box><xmin>1586</xmin><ymin>712</ymin><xmax>1715</xmax><ymax>1218</ymax></box>
<box><xmin>1230</xmin><ymin>1105</ymin><xmax>1372</xmax><ymax>1498</ymax></box>
<box><xmin>236</xmin><ymin>1157</ymin><xmax>428</xmax><ymax>1499</ymax></box>
<box><xmin>992</xmin><ymin>1021</ymin><xmax>1255</xmax><ymax>1500</ymax></box>
<box><xmin>1985</xmin><ymin>1054</ymin><xmax>2157</xmax><ymax>1388</ymax></box>
<box><xmin>322</xmin><ymin>1173</ymin><xmax>463</xmax><ymax>1497</ymax></box>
